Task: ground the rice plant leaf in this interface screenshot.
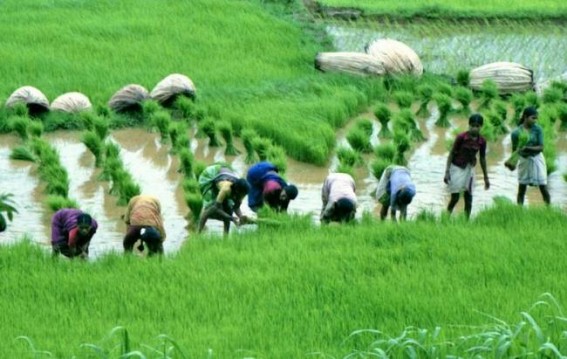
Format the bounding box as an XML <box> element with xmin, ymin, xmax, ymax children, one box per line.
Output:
<box><xmin>156</xmin><ymin>334</ymin><xmax>189</xmax><ymax>359</ymax></box>
<box><xmin>521</xmin><ymin>311</ymin><xmax>545</xmax><ymax>343</ymax></box>
<box><xmin>79</xmin><ymin>343</ymin><xmax>110</xmax><ymax>358</ymax></box>
<box><xmin>538</xmin><ymin>342</ymin><xmax>564</xmax><ymax>358</ymax></box>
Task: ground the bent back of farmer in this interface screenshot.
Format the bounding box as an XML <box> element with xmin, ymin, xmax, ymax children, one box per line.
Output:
<box><xmin>321</xmin><ymin>172</ymin><xmax>357</xmax><ymax>224</ymax></box>
<box><xmin>198</xmin><ymin>163</ymin><xmax>249</xmax><ymax>234</ymax></box>
<box><xmin>123</xmin><ymin>194</ymin><xmax>165</xmax><ymax>256</ymax></box>
<box><xmin>246</xmin><ymin>161</ymin><xmax>298</xmax><ymax>212</ymax></box>
<box><xmin>376</xmin><ymin>165</ymin><xmax>416</xmax><ymax>221</ymax></box>
<box><xmin>51</xmin><ymin>208</ymin><xmax>98</xmax><ymax>259</ymax></box>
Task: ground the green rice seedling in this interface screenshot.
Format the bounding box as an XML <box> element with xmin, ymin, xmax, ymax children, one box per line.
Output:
<box><xmin>100</xmin><ymin>157</ymin><xmax>123</xmax><ymax>184</ymax></box>
<box><xmin>454</xmin><ymin>86</ymin><xmax>473</xmax><ymax>114</ymax></box>
<box><xmin>218</xmin><ymin>122</ymin><xmax>239</xmax><ymax>156</ymax></box>
<box><xmin>492</xmin><ymin>100</ymin><xmax>508</xmax><ymax>123</ymax></box>
<box><xmin>93</xmin><ymin>116</ymin><xmax>110</xmax><ymax>140</ymax></box>
<box><xmin>383</xmin><ymin>74</ymin><xmax>417</xmax><ymax>94</ymax></box>
<box><xmin>393</xmin><ymin>131</ymin><xmax>411</xmax><ymax>165</ymax></box>
<box><xmin>29</xmin><ymin>138</ymin><xmax>59</xmax><ymax>165</ymax></box>
<box><xmin>173</xmin><ymin>96</ymin><xmax>196</xmax><ymax>121</ymax></box>
<box><xmin>142</xmin><ymin>100</ymin><xmax>160</xmax><ymax>119</ymax></box>
<box><xmin>374</xmin><ymin>103</ymin><xmax>393</xmax><ymax>138</ymax></box>
<box><xmin>45</xmin><ymin>195</ymin><xmax>79</xmax><ymax>212</ymax></box>
<box><xmin>510</xmin><ymin>93</ymin><xmax>526</xmax><ymax>125</ymax></box>
<box><xmin>118</xmin><ymin>179</ymin><xmax>141</xmax><ymax>206</ymax></box>
<box><xmin>456</xmin><ymin>69</ymin><xmax>470</xmax><ymax>87</ymax></box>
<box><xmin>194</xmin><ymin>160</ymin><xmax>207</xmax><ymax>179</ymax></box>
<box><xmin>0</xmin><ymin>193</ymin><xmax>18</xmax><ymax>232</ymax></box>
<box><xmin>266</xmin><ymin>145</ymin><xmax>287</xmax><ymax>175</ymax></box>
<box><xmin>416</xmin><ymin>84</ymin><xmax>434</xmax><ymax>117</ymax></box>
<box><xmin>336</xmin><ymin>163</ymin><xmax>355</xmax><ymax>177</ymax></box>
<box><xmin>178</xmin><ymin>148</ymin><xmax>195</xmax><ymax>179</ymax></box>
<box><xmin>151</xmin><ymin>110</ymin><xmax>172</xmax><ymax>143</ymax></box>
<box><xmin>393</xmin><ymin>91</ymin><xmax>414</xmax><ymax>109</ymax></box>
<box><xmin>371</xmin><ymin>158</ymin><xmax>392</xmax><ymax>180</ymax></box>
<box><xmin>171</xmin><ymin>122</ymin><xmax>191</xmax><ymax>153</ymax></box>
<box><xmin>524</xmin><ymin>91</ymin><xmax>540</xmax><ymax>108</ymax></box>
<box><xmin>398</xmin><ymin>108</ymin><xmax>425</xmax><ymax>142</ymax></box>
<box><xmin>241</xmin><ymin>128</ymin><xmax>259</xmax><ymax>164</ymax></box>
<box><xmin>185</xmin><ymin>192</ymin><xmax>203</xmax><ymax>229</ymax></box>
<box><xmin>168</xmin><ymin>122</ymin><xmax>181</xmax><ymax>152</ymax></box>
<box><xmin>557</xmin><ymin>103</ymin><xmax>567</xmax><ymax>131</ymax></box>
<box><xmin>105</xmin><ymin>142</ymin><xmax>121</xmax><ymax>161</ymax></box>
<box><xmin>485</xmin><ymin>110</ymin><xmax>507</xmax><ymax>137</ymax></box>
<box><xmin>9</xmin><ymin>145</ymin><xmax>36</xmax><ymax>162</ymax></box>
<box><xmin>198</xmin><ymin>118</ymin><xmax>220</xmax><ymax>146</ymax></box>
<box><xmin>543</xmin><ymin>86</ymin><xmax>563</xmax><ymax>104</ymax></box>
<box><xmin>434</xmin><ymin>93</ymin><xmax>453</xmax><ymax>127</ymax></box>
<box><xmin>16</xmin><ymin>336</ymin><xmax>53</xmax><ymax>358</ymax></box>
<box><xmin>80</xmin><ymin>111</ymin><xmax>97</xmax><ymax>130</ymax></box>
<box><xmin>337</xmin><ymin>146</ymin><xmax>361</xmax><ymax>168</ymax></box>
<box><xmin>436</xmin><ymin>83</ymin><xmax>453</xmax><ymax>97</ymax></box>
<box><xmin>182</xmin><ymin>178</ymin><xmax>200</xmax><ymax>194</ymax></box>
<box><xmin>81</xmin><ymin>131</ymin><xmax>104</xmax><ymax>167</ymax></box>
<box><xmin>9</xmin><ymin>116</ymin><xmax>31</xmax><ymax>141</ymax></box>
<box><xmin>354</xmin><ymin>118</ymin><xmax>374</xmax><ymax>138</ymax></box>
<box><xmin>28</xmin><ymin>121</ymin><xmax>44</xmax><ymax>138</ymax></box>
<box><xmin>346</xmin><ymin>127</ymin><xmax>372</xmax><ymax>153</ymax></box>
<box><xmin>39</xmin><ymin>165</ymin><xmax>69</xmax><ymax>197</ymax></box>
<box><xmin>9</xmin><ymin>102</ymin><xmax>29</xmax><ymax>117</ymax></box>
<box><xmin>478</xmin><ymin>80</ymin><xmax>499</xmax><ymax>110</ymax></box>
<box><xmin>252</xmin><ymin>137</ymin><xmax>272</xmax><ymax>160</ymax></box>
<box><xmin>374</xmin><ymin>143</ymin><xmax>396</xmax><ymax>162</ymax></box>
<box><xmin>504</xmin><ymin>128</ymin><xmax>529</xmax><ymax>171</ymax></box>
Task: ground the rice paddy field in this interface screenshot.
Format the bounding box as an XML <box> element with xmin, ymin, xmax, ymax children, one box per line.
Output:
<box><xmin>1</xmin><ymin>0</ymin><xmax>567</xmax><ymax>357</ymax></box>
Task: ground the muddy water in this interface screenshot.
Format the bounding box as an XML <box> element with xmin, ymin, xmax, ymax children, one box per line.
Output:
<box><xmin>1</xmin><ymin>118</ymin><xmax>566</xmax><ymax>256</ymax></box>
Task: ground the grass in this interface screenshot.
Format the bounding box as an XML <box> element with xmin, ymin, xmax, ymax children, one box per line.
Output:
<box><xmin>2</xmin><ymin>204</ymin><xmax>567</xmax><ymax>357</ymax></box>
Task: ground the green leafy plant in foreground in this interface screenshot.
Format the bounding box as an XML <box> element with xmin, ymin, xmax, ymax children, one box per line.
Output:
<box><xmin>0</xmin><ymin>193</ymin><xmax>18</xmax><ymax>232</ymax></box>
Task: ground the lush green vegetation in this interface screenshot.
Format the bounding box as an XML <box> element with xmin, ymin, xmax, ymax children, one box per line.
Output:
<box><xmin>2</xmin><ymin>203</ymin><xmax>567</xmax><ymax>357</ymax></box>
<box><xmin>316</xmin><ymin>0</ymin><xmax>567</xmax><ymax>19</ymax></box>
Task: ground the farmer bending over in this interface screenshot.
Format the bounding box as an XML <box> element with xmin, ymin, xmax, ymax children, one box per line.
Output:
<box><xmin>246</xmin><ymin>161</ymin><xmax>298</xmax><ymax>213</ymax></box>
<box><xmin>376</xmin><ymin>165</ymin><xmax>416</xmax><ymax>221</ymax></box>
<box><xmin>123</xmin><ymin>194</ymin><xmax>165</xmax><ymax>256</ymax></box>
<box><xmin>321</xmin><ymin>172</ymin><xmax>357</xmax><ymax>224</ymax></box>
<box><xmin>51</xmin><ymin>208</ymin><xmax>98</xmax><ymax>259</ymax></box>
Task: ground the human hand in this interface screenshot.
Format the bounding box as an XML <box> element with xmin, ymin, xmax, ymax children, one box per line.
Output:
<box><xmin>232</xmin><ymin>216</ymin><xmax>240</xmax><ymax>226</ymax></box>
<box><xmin>443</xmin><ymin>172</ymin><xmax>450</xmax><ymax>185</ymax></box>
<box><xmin>484</xmin><ymin>178</ymin><xmax>490</xmax><ymax>190</ymax></box>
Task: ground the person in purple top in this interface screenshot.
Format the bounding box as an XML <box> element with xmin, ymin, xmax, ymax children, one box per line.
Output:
<box><xmin>444</xmin><ymin>113</ymin><xmax>490</xmax><ymax>218</ymax></box>
<box><xmin>246</xmin><ymin>161</ymin><xmax>298</xmax><ymax>212</ymax></box>
<box><xmin>51</xmin><ymin>208</ymin><xmax>98</xmax><ymax>259</ymax></box>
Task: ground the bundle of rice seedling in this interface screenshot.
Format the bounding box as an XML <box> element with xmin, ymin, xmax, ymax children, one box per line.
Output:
<box><xmin>9</xmin><ymin>116</ymin><xmax>31</xmax><ymax>140</ymax></box>
<box><xmin>337</xmin><ymin>147</ymin><xmax>361</xmax><ymax>167</ymax></box>
<box><xmin>178</xmin><ymin>148</ymin><xmax>195</xmax><ymax>178</ymax></box>
<box><xmin>150</xmin><ymin>73</ymin><xmax>196</xmax><ymax>106</ymax></box>
<box><xmin>151</xmin><ymin>110</ymin><xmax>172</xmax><ymax>143</ymax></box>
<box><xmin>252</xmin><ymin>137</ymin><xmax>272</xmax><ymax>161</ymax></box>
<box><xmin>185</xmin><ymin>192</ymin><xmax>203</xmax><ymax>229</ymax></box>
<box><xmin>28</xmin><ymin>121</ymin><xmax>44</xmax><ymax>138</ymax></box>
<box><xmin>5</xmin><ymin>86</ymin><xmax>50</xmax><ymax>115</ymax></box>
<box><xmin>108</xmin><ymin>84</ymin><xmax>149</xmax><ymax>113</ymax></box>
<box><xmin>535</xmin><ymin>72</ymin><xmax>567</xmax><ymax>99</ymax></box>
<box><xmin>454</xmin><ymin>87</ymin><xmax>473</xmax><ymax>114</ymax></box>
<box><xmin>346</xmin><ymin>127</ymin><xmax>372</xmax><ymax>153</ymax></box>
<box><xmin>416</xmin><ymin>84</ymin><xmax>433</xmax><ymax>117</ymax></box>
<box><xmin>504</xmin><ymin>129</ymin><xmax>529</xmax><ymax>171</ymax></box>
<box><xmin>81</xmin><ymin>131</ymin><xmax>104</xmax><ymax>167</ymax></box>
<box><xmin>365</xmin><ymin>38</ymin><xmax>423</xmax><ymax>76</ymax></box>
<box><xmin>241</xmin><ymin>128</ymin><xmax>258</xmax><ymax>164</ymax></box>
<box><xmin>10</xmin><ymin>145</ymin><xmax>36</xmax><ymax>162</ymax></box>
<box><xmin>198</xmin><ymin>118</ymin><xmax>220</xmax><ymax>146</ymax></box>
<box><xmin>314</xmin><ymin>52</ymin><xmax>385</xmax><ymax>76</ymax></box>
<box><xmin>433</xmin><ymin>93</ymin><xmax>453</xmax><ymax>127</ymax></box>
<box><xmin>374</xmin><ymin>143</ymin><xmax>396</xmax><ymax>162</ymax></box>
<box><xmin>45</xmin><ymin>195</ymin><xmax>78</xmax><ymax>212</ymax></box>
<box><xmin>218</xmin><ymin>122</ymin><xmax>239</xmax><ymax>156</ymax></box>
<box><xmin>374</xmin><ymin>103</ymin><xmax>393</xmax><ymax>138</ymax></box>
<box><xmin>470</xmin><ymin>62</ymin><xmax>534</xmax><ymax>94</ymax></box>
<box><xmin>50</xmin><ymin>92</ymin><xmax>92</xmax><ymax>113</ymax></box>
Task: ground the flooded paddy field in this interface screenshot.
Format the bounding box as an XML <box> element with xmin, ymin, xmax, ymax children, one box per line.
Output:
<box><xmin>1</xmin><ymin>114</ymin><xmax>566</xmax><ymax>257</ymax></box>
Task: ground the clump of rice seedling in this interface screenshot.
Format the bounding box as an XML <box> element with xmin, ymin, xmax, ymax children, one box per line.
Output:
<box><xmin>371</xmin><ymin>158</ymin><xmax>392</xmax><ymax>180</ymax></box>
<box><xmin>557</xmin><ymin>103</ymin><xmax>567</xmax><ymax>131</ymax></box>
<box><xmin>182</xmin><ymin>178</ymin><xmax>200</xmax><ymax>194</ymax></box>
<box><xmin>93</xmin><ymin>116</ymin><xmax>109</xmax><ymax>140</ymax></box>
<box><xmin>80</xmin><ymin>111</ymin><xmax>97</xmax><ymax>129</ymax></box>
<box><xmin>151</xmin><ymin>110</ymin><xmax>171</xmax><ymax>143</ymax></box>
<box><xmin>478</xmin><ymin>79</ymin><xmax>499</xmax><ymax>110</ymax></box>
<box><xmin>437</xmin><ymin>83</ymin><xmax>453</xmax><ymax>97</ymax></box>
<box><xmin>543</xmin><ymin>86</ymin><xmax>564</xmax><ymax>104</ymax></box>
<box><xmin>524</xmin><ymin>91</ymin><xmax>540</xmax><ymax>108</ymax></box>
<box><xmin>354</xmin><ymin>118</ymin><xmax>374</xmax><ymax>137</ymax></box>
<box><xmin>393</xmin><ymin>91</ymin><xmax>414</xmax><ymax>109</ymax></box>
<box><xmin>434</xmin><ymin>93</ymin><xmax>453</xmax><ymax>127</ymax></box>
<box><xmin>393</xmin><ymin>131</ymin><xmax>411</xmax><ymax>165</ymax></box>
<box><xmin>9</xmin><ymin>102</ymin><xmax>29</xmax><ymax>117</ymax></box>
<box><xmin>218</xmin><ymin>122</ymin><xmax>239</xmax><ymax>156</ymax></box>
<box><xmin>0</xmin><ymin>193</ymin><xmax>18</xmax><ymax>231</ymax></box>
<box><xmin>45</xmin><ymin>195</ymin><xmax>78</xmax><ymax>212</ymax></box>
<box><xmin>142</xmin><ymin>100</ymin><xmax>160</xmax><ymax>118</ymax></box>
<box><xmin>337</xmin><ymin>147</ymin><xmax>361</xmax><ymax>168</ymax></box>
<box><xmin>118</xmin><ymin>179</ymin><xmax>141</xmax><ymax>206</ymax></box>
<box><xmin>178</xmin><ymin>148</ymin><xmax>195</xmax><ymax>178</ymax></box>
<box><xmin>456</xmin><ymin>69</ymin><xmax>470</xmax><ymax>87</ymax></box>
<box><xmin>454</xmin><ymin>86</ymin><xmax>473</xmax><ymax>114</ymax></box>
<box><xmin>30</xmin><ymin>138</ymin><xmax>59</xmax><ymax>165</ymax></box>
<box><xmin>9</xmin><ymin>116</ymin><xmax>31</xmax><ymax>140</ymax></box>
<box><xmin>266</xmin><ymin>145</ymin><xmax>287</xmax><ymax>175</ymax></box>
<box><xmin>510</xmin><ymin>93</ymin><xmax>526</xmax><ymax>125</ymax></box>
<box><xmin>492</xmin><ymin>100</ymin><xmax>508</xmax><ymax>123</ymax></box>
<box><xmin>193</xmin><ymin>160</ymin><xmax>207</xmax><ymax>179</ymax></box>
<box><xmin>485</xmin><ymin>110</ymin><xmax>507</xmax><ymax>137</ymax></box>
<box><xmin>81</xmin><ymin>130</ymin><xmax>104</xmax><ymax>167</ymax></box>
<box><xmin>28</xmin><ymin>121</ymin><xmax>43</xmax><ymax>138</ymax></box>
<box><xmin>374</xmin><ymin>103</ymin><xmax>393</xmax><ymax>138</ymax></box>
<box><xmin>173</xmin><ymin>96</ymin><xmax>196</xmax><ymax>120</ymax></box>
<box><xmin>505</xmin><ymin>128</ymin><xmax>529</xmax><ymax>171</ymax></box>
<box><xmin>394</xmin><ymin>109</ymin><xmax>425</xmax><ymax>142</ymax></box>
<box><xmin>198</xmin><ymin>118</ymin><xmax>220</xmax><ymax>146</ymax></box>
<box><xmin>346</xmin><ymin>126</ymin><xmax>372</xmax><ymax>153</ymax></box>
<box><xmin>416</xmin><ymin>84</ymin><xmax>433</xmax><ymax>117</ymax></box>
<box><xmin>374</xmin><ymin>143</ymin><xmax>396</xmax><ymax>162</ymax></box>
<box><xmin>168</xmin><ymin>122</ymin><xmax>181</xmax><ymax>151</ymax></box>
<box><xmin>185</xmin><ymin>192</ymin><xmax>203</xmax><ymax>229</ymax></box>
<box><xmin>171</xmin><ymin>122</ymin><xmax>190</xmax><ymax>152</ymax></box>
<box><xmin>241</xmin><ymin>128</ymin><xmax>258</xmax><ymax>164</ymax></box>
<box><xmin>252</xmin><ymin>137</ymin><xmax>272</xmax><ymax>161</ymax></box>
<box><xmin>10</xmin><ymin>145</ymin><xmax>36</xmax><ymax>162</ymax></box>
<box><xmin>336</xmin><ymin>163</ymin><xmax>355</xmax><ymax>177</ymax></box>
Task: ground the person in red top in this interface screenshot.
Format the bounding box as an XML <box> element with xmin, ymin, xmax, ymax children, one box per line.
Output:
<box><xmin>443</xmin><ymin>114</ymin><xmax>490</xmax><ymax>218</ymax></box>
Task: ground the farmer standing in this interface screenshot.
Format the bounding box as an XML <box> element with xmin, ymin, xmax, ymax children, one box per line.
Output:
<box><xmin>510</xmin><ymin>106</ymin><xmax>550</xmax><ymax>205</ymax></box>
<box><xmin>198</xmin><ymin>163</ymin><xmax>250</xmax><ymax>234</ymax></box>
<box><xmin>444</xmin><ymin>113</ymin><xmax>490</xmax><ymax>218</ymax></box>
<box><xmin>246</xmin><ymin>161</ymin><xmax>298</xmax><ymax>212</ymax></box>
<box><xmin>320</xmin><ymin>172</ymin><xmax>357</xmax><ymax>224</ymax></box>
<box><xmin>376</xmin><ymin>165</ymin><xmax>416</xmax><ymax>221</ymax></box>
<box><xmin>123</xmin><ymin>194</ymin><xmax>166</xmax><ymax>256</ymax></box>
<box><xmin>51</xmin><ymin>208</ymin><xmax>98</xmax><ymax>259</ymax></box>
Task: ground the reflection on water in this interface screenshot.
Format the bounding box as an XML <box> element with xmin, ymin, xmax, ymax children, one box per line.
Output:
<box><xmin>1</xmin><ymin>123</ymin><xmax>566</xmax><ymax>256</ymax></box>
<box><xmin>326</xmin><ymin>22</ymin><xmax>567</xmax><ymax>82</ymax></box>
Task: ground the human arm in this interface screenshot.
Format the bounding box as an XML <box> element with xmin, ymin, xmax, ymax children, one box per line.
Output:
<box><xmin>479</xmin><ymin>141</ymin><xmax>490</xmax><ymax>190</ymax></box>
<box><xmin>124</xmin><ymin>197</ymin><xmax>137</xmax><ymax>225</ymax></box>
<box><xmin>444</xmin><ymin>136</ymin><xmax>461</xmax><ymax>184</ymax></box>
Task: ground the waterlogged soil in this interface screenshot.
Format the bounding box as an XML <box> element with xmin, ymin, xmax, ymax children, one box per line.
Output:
<box><xmin>1</xmin><ymin>115</ymin><xmax>567</xmax><ymax>257</ymax></box>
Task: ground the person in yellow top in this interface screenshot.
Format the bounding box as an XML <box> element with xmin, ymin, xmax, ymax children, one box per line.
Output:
<box><xmin>198</xmin><ymin>163</ymin><xmax>250</xmax><ymax>234</ymax></box>
<box><xmin>123</xmin><ymin>194</ymin><xmax>165</xmax><ymax>256</ymax></box>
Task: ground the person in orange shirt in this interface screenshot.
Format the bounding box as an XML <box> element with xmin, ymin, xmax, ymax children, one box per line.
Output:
<box><xmin>123</xmin><ymin>194</ymin><xmax>165</xmax><ymax>256</ymax></box>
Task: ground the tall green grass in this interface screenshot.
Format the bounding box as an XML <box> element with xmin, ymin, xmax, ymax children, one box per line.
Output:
<box><xmin>2</xmin><ymin>204</ymin><xmax>567</xmax><ymax>357</ymax></box>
